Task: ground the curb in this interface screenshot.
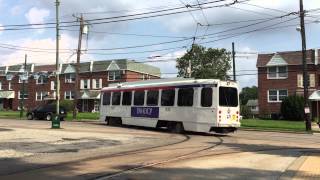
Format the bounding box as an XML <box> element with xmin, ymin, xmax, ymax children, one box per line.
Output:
<box><xmin>279</xmin><ymin>153</ymin><xmax>307</xmax><ymax>180</ymax></box>
<box><xmin>239</xmin><ymin>127</ymin><xmax>313</xmax><ymax>134</ymax></box>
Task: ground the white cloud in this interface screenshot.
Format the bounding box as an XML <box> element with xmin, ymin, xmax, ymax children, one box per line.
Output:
<box><xmin>0</xmin><ymin>33</ymin><xmax>94</xmax><ymax>66</ymax></box>
<box><xmin>25</xmin><ymin>7</ymin><xmax>50</xmax><ymax>33</ymax></box>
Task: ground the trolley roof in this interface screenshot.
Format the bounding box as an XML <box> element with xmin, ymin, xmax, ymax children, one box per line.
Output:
<box><xmin>102</xmin><ymin>78</ymin><xmax>238</xmax><ymax>92</ymax></box>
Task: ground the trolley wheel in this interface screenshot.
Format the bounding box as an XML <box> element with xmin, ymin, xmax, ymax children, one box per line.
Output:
<box><xmin>170</xmin><ymin>122</ymin><xmax>184</xmax><ymax>134</ymax></box>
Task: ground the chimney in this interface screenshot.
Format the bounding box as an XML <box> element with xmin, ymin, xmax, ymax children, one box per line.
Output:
<box><xmin>90</xmin><ymin>60</ymin><xmax>93</xmax><ymax>72</ymax></box>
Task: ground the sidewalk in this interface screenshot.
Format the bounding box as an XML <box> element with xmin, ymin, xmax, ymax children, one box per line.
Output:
<box><xmin>312</xmin><ymin>123</ymin><xmax>320</xmax><ymax>132</ymax></box>
<box><xmin>293</xmin><ymin>154</ymin><xmax>320</xmax><ymax>179</ymax></box>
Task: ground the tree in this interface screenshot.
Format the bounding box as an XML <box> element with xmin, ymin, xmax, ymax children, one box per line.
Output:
<box><xmin>240</xmin><ymin>86</ymin><xmax>258</xmax><ymax>105</ymax></box>
<box><xmin>176</xmin><ymin>44</ymin><xmax>231</xmax><ymax>79</ymax></box>
<box><xmin>281</xmin><ymin>95</ymin><xmax>304</xmax><ymax>121</ymax></box>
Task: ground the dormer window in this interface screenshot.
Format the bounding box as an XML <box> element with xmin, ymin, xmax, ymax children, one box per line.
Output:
<box><xmin>267</xmin><ymin>66</ymin><xmax>287</xmax><ymax>79</ymax></box>
<box><xmin>65</xmin><ymin>73</ymin><xmax>75</xmax><ymax>83</ymax></box>
<box><xmin>108</xmin><ymin>71</ymin><xmax>121</xmax><ymax>81</ymax></box>
<box><xmin>36</xmin><ymin>76</ymin><xmax>48</xmax><ymax>84</ymax></box>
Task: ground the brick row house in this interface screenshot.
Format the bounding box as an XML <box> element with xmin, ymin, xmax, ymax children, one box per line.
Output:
<box><xmin>0</xmin><ymin>59</ymin><xmax>160</xmax><ymax>112</ymax></box>
<box><xmin>257</xmin><ymin>49</ymin><xmax>320</xmax><ymax>119</ymax></box>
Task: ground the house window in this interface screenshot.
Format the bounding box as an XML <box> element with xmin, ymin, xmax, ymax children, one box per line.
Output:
<box><xmin>8</xmin><ymin>82</ymin><xmax>12</xmax><ymax>90</ymax></box>
<box><xmin>36</xmin><ymin>92</ymin><xmax>49</xmax><ymax>101</ymax></box>
<box><xmin>81</xmin><ymin>79</ymin><xmax>90</xmax><ymax>89</ymax></box>
<box><xmin>37</xmin><ymin>76</ymin><xmax>48</xmax><ymax>84</ymax></box>
<box><xmin>297</xmin><ymin>74</ymin><xmax>315</xmax><ymax>88</ymax></box>
<box><xmin>93</xmin><ymin>79</ymin><xmax>102</xmax><ymax>89</ymax></box>
<box><xmin>65</xmin><ymin>74</ymin><xmax>75</xmax><ymax>83</ymax></box>
<box><xmin>267</xmin><ymin>66</ymin><xmax>288</xmax><ymax>79</ymax></box>
<box><xmin>108</xmin><ymin>71</ymin><xmax>121</xmax><ymax>81</ymax></box>
<box><xmin>18</xmin><ymin>77</ymin><xmax>28</xmax><ymax>83</ymax></box>
<box><xmin>18</xmin><ymin>91</ymin><xmax>29</xmax><ymax>99</ymax></box>
<box><xmin>268</xmin><ymin>90</ymin><xmax>288</xmax><ymax>102</ymax></box>
<box><xmin>64</xmin><ymin>91</ymin><xmax>75</xmax><ymax>100</ymax></box>
<box><xmin>51</xmin><ymin>81</ymin><xmax>56</xmax><ymax>90</ymax></box>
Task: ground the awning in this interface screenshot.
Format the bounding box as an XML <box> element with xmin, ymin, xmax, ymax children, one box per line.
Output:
<box><xmin>309</xmin><ymin>90</ymin><xmax>320</xmax><ymax>101</ymax></box>
<box><xmin>79</xmin><ymin>90</ymin><xmax>100</xmax><ymax>100</ymax></box>
<box><xmin>0</xmin><ymin>91</ymin><xmax>15</xmax><ymax>99</ymax></box>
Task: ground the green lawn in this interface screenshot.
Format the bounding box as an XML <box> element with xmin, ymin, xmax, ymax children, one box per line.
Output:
<box><xmin>65</xmin><ymin>112</ymin><xmax>99</xmax><ymax>121</ymax></box>
<box><xmin>0</xmin><ymin>111</ymin><xmax>99</xmax><ymax>121</ymax></box>
<box><xmin>241</xmin><ymin>119</ymin><xmax>306</xmax><ymax>132</ymax></box>
<box><xmin>0</xmin><ymin>111</ymin><xmax>20</xmax><ymax>119</ymax></box>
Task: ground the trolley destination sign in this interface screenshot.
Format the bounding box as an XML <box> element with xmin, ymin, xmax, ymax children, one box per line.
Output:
<box><xmin>131</xmin><ymin>107</ymin><xmax>159</xmax><ymax>118</ymax></box>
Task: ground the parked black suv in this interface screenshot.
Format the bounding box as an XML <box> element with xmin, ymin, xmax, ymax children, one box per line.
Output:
<box><xmin>26</xmin><ymin>104</ymin><xmax>67</xmax><ymax>121</ymax></box>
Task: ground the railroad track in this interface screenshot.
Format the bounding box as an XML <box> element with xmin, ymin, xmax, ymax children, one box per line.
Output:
<box><xmin>92</xmin><ymin>135</ymin><xmax>224</xmax><ymax>180</ymax></box>
<box><xmin>0</xmin><ymin>133</ymin><xmax>190</xmax><ymax>177</ymax></box>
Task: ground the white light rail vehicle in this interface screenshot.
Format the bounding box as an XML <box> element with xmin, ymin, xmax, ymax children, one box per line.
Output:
<box><xmin>100</xmin><ymin>78</ymin><xmax>240</xmax><ymax>133</ymax></box>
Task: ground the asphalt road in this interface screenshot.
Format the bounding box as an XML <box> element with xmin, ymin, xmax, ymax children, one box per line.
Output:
<box><xmin>0</xmin><ymin>119</ymin><xmax>319</xmax><ymax>180</ymax></box>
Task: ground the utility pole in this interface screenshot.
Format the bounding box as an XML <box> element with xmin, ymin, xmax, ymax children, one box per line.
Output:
<box><xmin>73</xmin><ymin>14</ymin><xmax>85</xmax><ymax>120</ymax></box>
<box><xmin>188</xmin><ymin>37</ymin><xmax>196</xmax><ymax>78</ymax></box>
<box><xmin>232</xmin><ymin>42</ymin><xmax>236</xmax><ymax>81</ymax></box>
<box><xmin>299</xmin><ymin>0</ymin><xmax>311</xmax><ymax>131</ymax></box>
<box><xmin>52</xmin><ymin>0</ymin><xmax>61</xmax><ymax>129</ymax></box>
<box><xmin>19</xmin><ymin>54</ymin><xmax>27</xmax><ymax>119</ymax></box>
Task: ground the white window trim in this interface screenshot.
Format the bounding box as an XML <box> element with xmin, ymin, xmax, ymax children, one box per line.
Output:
<box><xmin>0</xmin><ymin>82</ymin><xmax>2</xmax><ymax>90</ymax></box>
<box><xmin>267</xmin><ymin>66</ymin><xmax>288</xmax><ymax>79</ymax></box>
<box><xmin>8</xmin><ymin>82</ymin><xmax>12</xmax><ymax>90</ymax></box>
<box><xmin>36</xmin><ymin>76</ymin><xmax>47</xmax><ymax>85</ymax></box>
<box><xmin>267</xmin><ymin>89</ymin><xmax>288</xmax><ymax>103</ymax></box>
<box><xmin>65</xmin><ymin>74</ymin><xmax>75</xmax><ymax>83</ymax></box>
<box><xmin>108</xmin><ymin>71</ymin><xmax>121</xmax><ymax>81</ymax></box>
<box><xmin>51</xmin><ymin>81</ymin><xmax>56</xmax><ymax>90</ymax></box>
<box><xmin>18</xmin><ymin>91</ymin><xmax>29</xmax><ymax>100</ymax></box>
<box><xmin>64</xmin><ymin>91</ymin><xmax>74</xmax><ymax>100</ymax></box>
<box><xmin>36</xmin><ymin>92</ymin><xmax>49</xmax><ymax>101</ymax></box>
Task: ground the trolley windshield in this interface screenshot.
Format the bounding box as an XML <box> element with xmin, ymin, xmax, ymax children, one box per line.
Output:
<box><xmin>219</xmin><ymin>87</ymin><xmax>238</xmax><ymax>107</ymax></box>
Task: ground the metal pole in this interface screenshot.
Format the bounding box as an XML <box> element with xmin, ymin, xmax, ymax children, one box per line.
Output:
<box><xmin>53</xmin><ymin>0</ymin><xmax>61</xmax><ymax>128</ymax></box>
<box><xmin>19</xmin><ymin>54</ymin><xmax>27</xmax><ymax>119</ymax></box>
<box><xmin>299</xmin><ymin>0</ymin><xmax>311</xmax><ymax>131</ymax></box>
<box><xmin>232</xmin><ymin>42</ymin><xmax>236</xmax><ymax>81</ymax></box>
<box><xmin>73</xmin><ymin>14</ymin><xmax>84</xmax><ymax>120</ymax></box>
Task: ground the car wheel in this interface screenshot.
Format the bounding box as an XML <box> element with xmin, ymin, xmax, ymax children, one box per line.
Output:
<box><xmin>27</xmin><ymin>113</ymin><xmax>34</xmax><ymax>120</ymax></box>
<box><xmin>60</xmin><ymin>118</ymin><xmax>64</xmax><ymax>121</ymax></box>
<box><xmin>46</xmin><ymin>114</ymin><xmax>52</xmax><ymax>121</ymax></box>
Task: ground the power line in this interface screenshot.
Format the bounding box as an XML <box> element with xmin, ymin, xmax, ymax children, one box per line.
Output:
<box><xmin>198</xmin><ymin>12</ymin><xmax>299</xmax><ymax>39</ymax></box>
<box><xmin>61</xmin><ymin>28</ymin><xmax>189</xmax><ymax>39</ymax></box>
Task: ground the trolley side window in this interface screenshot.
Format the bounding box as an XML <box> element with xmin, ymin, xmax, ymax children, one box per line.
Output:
<box><xmin>112</xmin><ymin>92</ymin><xmax>121</xmax><ymax>105</ymax></box>
<box><xmin>201</xmin><ymin>88</ymin><xmax>212</xmax><ymax>107</ymax></box>
<box><xmin>122</xmin><ymin>91</ymin><xmax>132</xmax><ymax>106</ymax></box>
<box><xmin>178</xmin><ymin>88</ymin><xmax>194</xmax><ymax>107</ymax></box>
<box><xmin>161</xmin><ymin>89</ymin><xmax>175</xmax><ymax>106</ymax></box>
<box><xmin>219</xmin><ymin>87</ymin><xmax>238</xmax><ymax>107</ymax></box>
<box><xmin>147</xmin><ymin>90</ymin><xmax>159</xmax><ymax>106</ymax></box>
<box><xmin>134</xmin><ymin>91</ymin><xmax>145</xmax><ymax>106</ymax></box>
<box><xmin>102</xmin><ymin>92</ymin><xmax>111</xmax><ymax>105</ymax></box>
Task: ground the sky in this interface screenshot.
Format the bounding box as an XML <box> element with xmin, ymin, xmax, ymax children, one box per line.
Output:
<box><xmin>0</xmin><ymin>0</ymin><xmax>319</xmax><ymax>89</ymax></box>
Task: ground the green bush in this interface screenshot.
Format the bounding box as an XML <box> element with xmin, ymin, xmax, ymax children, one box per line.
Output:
<box><xmin>60</xmin><ymin>100</ymin><xmax>74</xmax><ymax>112</ymax></box>
<box><xmin>51</xmin><ymin>100</ymin><xmax>74</xmax><ymax>112</ymax></box>
<box><xmin>280</xmin><ymin>95</ymin><xmax>304</xmax><ymax>121</ymax></box>
<box><xmin>240</xmin><ymin>105</ymin><xmax>252</xmax><ymax>119</ymax></box>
